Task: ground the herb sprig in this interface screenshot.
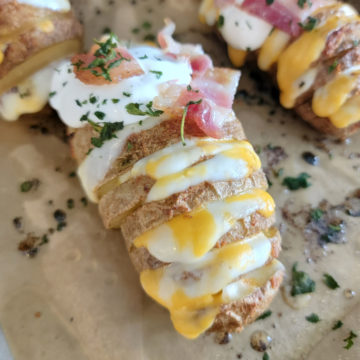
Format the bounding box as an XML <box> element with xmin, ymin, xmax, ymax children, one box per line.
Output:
<box><xmin>180</xmin><ymin>99</ymin><xmax>202</xmax><ymax>146</ymax></box>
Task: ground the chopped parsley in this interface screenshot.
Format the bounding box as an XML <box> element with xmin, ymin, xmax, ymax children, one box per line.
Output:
<box><xmin>291</xmin><ymin>262</ymin><xmax>316</xmax><ymax>296</ymax></box>
<box><xmin>80</xmin><ymin>112</ymin><xmax>90</xmax><ymax>122</ymax></box>
<box><xmin>125</xmin><ymin>101</ymin><xmax>163</xmax><ymax>117</ymax></box>
<box><xmin>90</xmin><ymin>121</ymin><xmax>124</xmax><ymax>148</ymax></box>
<box><xmin>323</xmin><ymin>274</ymin><xmax>340</xmax><ymax>289</ymax></box>
<box><xmin>344</xmin><ymin>331</ymin><xmax>357</xmax><ymax>350</ymax></box>
<box><xmin>266</xmin><ymin>0</ymin><xmax>274</xmax><ymax>4</ymax></box>
<box><xmin>127</xmin><ymin>142</ymin><xmax>133</xmax><ymax>151</ymax></box>
<box><xmin>75</xmin><ymin>99</ymin><xmax>82</xmax><ymax>107</ymax></box>
<box><xmin>89</xmin><ymin>95</ymin><xmax>98</xmax><ymax>104</ymax></box>
<box><xmin>112</xmin><ymin>98</ymin><xmax>120</xmax><ymax>103</ymax></box>
<box><xmin>187</xmin><ymin>85</ymin><xmax>199</xmax><ymax>93</ymax></box>
<box><xmin>131</xmin><ymin>27</ymin><xmax>140</xmax><ymax>34</ymax></box>
<box><xmin>180</xmin><ymin>99</ymin><xmax>202</xmax><ymax>146</ymax></box>
<box><xmin>20</xmin><ymin>179</ymin><xmax>39</xmax><ymax>193</ymax></box>
<box><xmin>263</xmin><ymin>353</ymin><xmax>270</xmax><ymax>360</ymax></box>
<box><xmin>299</xmin><ymin>17</ymin><xmax>317</xmax><ymax>31</ymax></box>
<box><xmin>298</xmin><ymin>0</ymin><xmax>312</xmax><ymax>8</ymax></box>
<box><xmin>79</xmin><ymin>33</ymin><xmax>130</xmax><ymax>82</ymax></box>
<box><xmin>122</xmin><ymin>92</ymin><xmax>131</xmax><ymax>97</ymax></box>
<box><xmin>69</xmin><ymin>171</ymin><xmax>76</xmax><ymax>177</ymax></box>
<box><xmin>49</xmin><ymin>91</ymin><xmax>57</xmax><ymax>98</ymax></box>
<box><xmin>139</xmin><ymin>54</ymin><xmax>148</xmax><ymax>60</ymax></box>
<box><xmin>332</xmin><ymin>320</ymin><xmax>343</xmax><ymax>330</ymax></box>
<box><xmin>217</xmin><ymin>15</ymin><xmax>225</xmax><ymax>28</ymax></box>
<box><xmin>94</xmin><ymin>111</ymin><xmax>106</xmax><ymax>120</ymax></box>
<box><xmin>282</xmin><ymin>172</ymin><xmax>311</xmax><ymax>190</ymax></box>
<box><xmin>310</xmin><ymin>208</ymin><xmax>324</xmax><ymax>221</ymax></box>
<box><xmin>256</xmin><ymin>310</ymin><xmax>272</xmax><ymax>321</ymax></box>
<box><xmin>149</xmin><ymin>70</ymin><xmax>163</xmax><ymax>79</ymax></box>
<box><xmin>142</xmin><ymin>21</ymin><xmax>152</xmax><ymax>30</ymax></box>
<box><xmin>306</xmin><ymin>313</ymin><xmax>320</xmax><ymax>323</ymax></box>
<box><xmin>67</xmin><ymin>199</ymin><xmax>74</xmax><ymax>209</ymax></box>
<box><xmin>80</xmin><ymin>197</ymin><xmax>88</xmax><ymax>207</ymax></box>
<box><xmin>328</xmin><ymin>59</ymin><xmax>339</xmax><ymax>73</ymax></box>
<box><xmin>143</xmin><ymin>34</ymin><xmax>156</xmax><ymax>42</ymax></box>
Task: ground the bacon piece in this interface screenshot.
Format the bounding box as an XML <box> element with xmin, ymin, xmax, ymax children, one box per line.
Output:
<box><xmin>191</xmin><ymin>68</ymin><xmax>240</xmax><ymax>108</ymax></box>
<box><xmin>190</xmin><ymin>54</ymin><xmax>213</xmax><ymax>76</ymax></box>
<box><xmin>72</xmin><ymin>46</ymin><xmax>144</xmax><ymax>85</ymax></box>
<box><xmin>154</xmin><ymin>67</ymin><xmax>240</xmax><ymax>138</ymax></box>
<box><xmin>158</xmin><ymin>18</ymin><xmax>206</xmax><ymax>57</ymax></box>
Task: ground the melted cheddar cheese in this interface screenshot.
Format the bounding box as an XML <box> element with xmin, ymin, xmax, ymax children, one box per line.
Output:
<box><xmin>134</xmin><ymin>189</ymin><xmax>274</xmax><ymax>263</ymax></box>
<box><xmin>114</xmin><ymin>139</ymin><xmax>261</xmax><ymax>203</ymax></box>
<box><xmin>140</xmin><ymin>233</ymin><xmax>278</xmax><ymax>339</ymax></box>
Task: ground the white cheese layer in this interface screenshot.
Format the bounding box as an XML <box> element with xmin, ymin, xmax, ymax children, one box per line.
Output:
<box><xmin>0</xmin><ymin>65</ymin><xmax>55</xmax><ymax>121</ymax></box>
<box><xmin>17</xmin><ymin>0</ymin><xmax>70</xmax><ymax>12</ymax></box>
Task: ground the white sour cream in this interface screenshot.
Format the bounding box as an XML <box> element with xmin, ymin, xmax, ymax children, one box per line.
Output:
<box><xmin>219</xmin><ymin>6</ymin><xmax>273</xmax><ymax>51</ymax></box>
<box><xmin>0</xmin><ymin>65</ymin><xmax>55</xmax><ymax>121</ymax></box>
<box><xmin>50</xmin><ymin>46</ymin><xmax>192</xmax><ymax>128</ymax></box>
<box><xmin>17</xmin><ymin>0</ymin><xmax>70</xmax><ymax>12</ymax></box>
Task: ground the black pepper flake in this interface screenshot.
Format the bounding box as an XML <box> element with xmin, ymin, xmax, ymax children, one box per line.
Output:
<box><xmin>80</xmin><ymin>197</ymin><xmax>88</xmax><ymax>207</ymax></box>
<box><xmin>54</xmin><ymin>210</ymin><xmax>67</xmax><ymax>231</ymax></box>
<box><xmin>13</xmin><ymin>217</ymin><xmax>23</xmax><ymax>231</ymax></box>
<box><xmin>302</xmin><ymin>151</ymin><xmax>319</xmax><ymax>166</ymax></box>
<box><xmin>67</xmin><ymin>199</ymin><xmax>75</xmax><ymax>209</ymax></box>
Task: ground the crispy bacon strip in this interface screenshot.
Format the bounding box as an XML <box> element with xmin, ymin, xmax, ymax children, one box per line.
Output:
<box><xmin>72</xmin><ymin>46</ymin><xmax>143</xmax><ymax>85</ymax></box>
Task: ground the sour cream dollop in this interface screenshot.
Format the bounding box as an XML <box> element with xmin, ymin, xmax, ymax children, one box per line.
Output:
<box><xmin>17</xmin><ymin>0</ymin><xmax>70</xmax><ymax>12</ymax></box>
<box><xmin>50</xmin><ymin>46</ymin><xmax>192</xmax><ymax>128</ymax></box>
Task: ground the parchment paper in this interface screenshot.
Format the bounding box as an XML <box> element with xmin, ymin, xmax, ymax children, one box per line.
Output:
<box><xmin>0</xmin><ymin>1</ymin><xmax>359</xmax><ymax>359</ymax></box>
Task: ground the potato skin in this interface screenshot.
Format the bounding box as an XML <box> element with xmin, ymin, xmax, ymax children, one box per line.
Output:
<box><xmin>0</xmin><ymin>1</ymin><xmax>82</xmax><ymax>82</ymax></box>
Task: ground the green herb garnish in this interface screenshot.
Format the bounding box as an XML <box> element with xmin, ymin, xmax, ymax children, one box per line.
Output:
<box><xmin>256</xmin><ymin>310</ymin><xmax>272</xmax><ymax>321</ymax></box>
<box><xmin>180</xmin><ymin>99</ymin><xmax>202</xmax><ymax>146</ymax></box>
<box><xmin>94</xmin><ymin>111</ymin><xmax>106</xmax><ymax>120</ymax></box>
<box><xmin>299</xmin><ymin>17</ymin><xmax>317</xmax><ymax>31</ymax></box>
<box><xmin>89</xmin><ymin>95</ymin><xmax>98</xmax><ymax>104</ymax></box>
<box><xmin>328</xmin><ymin>59</ymin><xmax>338</xmax><ymax>73</ymax></box>
<box><xmin>291</xmin><ymin>262</ymin><xmax>316</xmax><ymax>296</ymax></box>
<box><xmin>149</xmin><ymin>70</ymin><xmax>163</xmax><ymax>79</ymax></box>
<box><xmin>75</xmin><ymin>99</ymin><xmax>82</xmax><ymax>107</ymax></box>
<box><xmin>90</xmin><ymin>121</ymin><xmax>124</xmax><ymax>148</ymax></box>
<box><xmin>344</xmin><ymin>331</ymin><xmax>357</xmax><ymax>350</ymax></box>
<box><xmin>306</xmin><ymin>313</ymin><xmax>320</xmax><ymax>323</ymax></box>
<box><xmin>282</xmin><ymin>172</ymin><xmax>311</xmax><ymax>190</ymax></box>
<box><xmin>20</xmin><ymin>180</ymin><xmax>37</xmax><ymax>193</ymax></box>
<box><xmin>122</xmin><ymin>92</ymin><xmax>131</xmax><ymax>97</ymax></box>
<box><xmin>125</xmin><ymin>101</ymin><xmax>163</xmax><ymax>117</ymax></box>
<box><xmin>298</xmin><ymin>0</ymin><xmax>312</xmax><ymax>8</ymax></box>
<box><xmin>49</xmin><ymin>91</ymin><xmax>57</xmax><ymax>98</ymax></box>
<box><xmin>67</xmin><ymin>199</ymin><xmax>74</xmax><ymax>209</ymax></box>
<box><xmin>266</xmin><ymin>0</ymin><xmax>274</xmax><ymax>4</ymax></box>
<box><xmin>323</xmin><ymin>274</ymin><xmax>340</xmax><ymax>289</ymax></box>
<box><xmin>112</xmin><ymin>98</ymin><xmax>120</xmax><ymax>103</ymax></box>
<box><xmin>139</xmin><ymin>54</ymin><xmax>148</xmax><ymax>59</ymax></box>
<box><xmin>263</xmin><ymin>352</ymin><xmax>270</xmax><ymax>360</ymax></box>
<box><xmin>332</xmin><ymin>320</ymin><xmax>343</xmax><ymax>330</ymax></box>
<box><xmin>310</xmin><ymin>208</ymin><xmax>324</xmax><ymax>221</ymax></box>
<box><xmin>80</xmin><ymin>33</ymin><xmax>130</xmax><ymax>82</ymax></box>
<box><xmin>217</xmin><ymin>15</ymin><xmax>225</xmax><ymax>28</ymax></box>
<box><xmin>142</xmin><ymin>21</ymin><xmax>152</xmax><ymax>30</ymax></box>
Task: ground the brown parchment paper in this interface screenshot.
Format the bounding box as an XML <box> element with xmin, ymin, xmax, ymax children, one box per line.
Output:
<box><xmin>0</xmin><ymin>1</ymin><xmax>359</xmax><ymax>359</ymax></box>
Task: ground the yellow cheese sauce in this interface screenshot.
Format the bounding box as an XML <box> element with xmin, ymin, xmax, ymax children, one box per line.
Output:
<box><xmin>203</xmin><ymin>1</ymin><xmax>360</xmax><ymax>128</ymax></box>
<box><xmin>115</xmin><ymin>139</ymin><xmax>261</xmax><ymax>203</ymax></box>
<box><xmin>134</xmin><ymin>189</ymin><xmax>275</xmax><ymax>263</ymax></box>
<box><xmin>312</xmin><ymin>74</ymin><xmax>358</xmax><ymax>117</ymax></box>
<box><xmin>140</xmin><ymin>232</ymin><xmax>274</xmax><ymax>339</ymax></box>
